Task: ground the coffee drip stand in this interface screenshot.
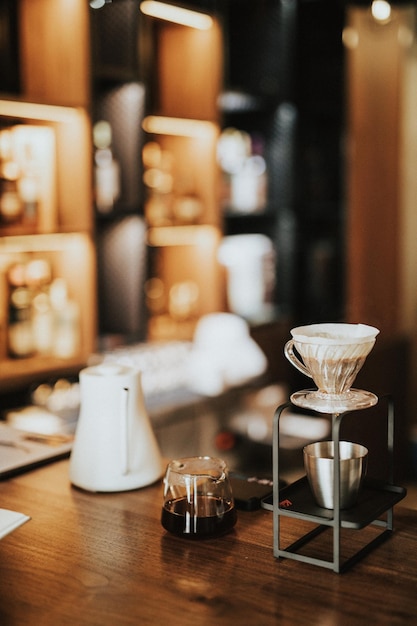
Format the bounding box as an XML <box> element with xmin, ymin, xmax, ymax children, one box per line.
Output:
<box><xmin>272</xmin><ymin>389</ymin><xmax>407</xmax><ymax>573</ymax></box>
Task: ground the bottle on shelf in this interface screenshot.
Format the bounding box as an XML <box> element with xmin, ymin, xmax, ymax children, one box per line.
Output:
<box><xmin>18</xmin><ymin>142</ymin><xmax>40</xmax><ymax>228</ymax></box>
<box><xmin>172</xmin><ymin>174</ymin><xmax>203</xmax><ymax>226</ymax></box>
<box><xmin>4</xmin><ymin>258</ymin><xmax>82</xmax><ymax>361</ymax></box>
<box><xmin>217</xmin><ymin>127</ymin><xmax>267</xmax><ymax>215</ymax></box>
<box><xmin>49</xmin><ymin>278</ymin><xmax>81</xmax><ymax>359</ymax></box>
<box><xmin>7</xmin><ymin>262</ymin><xmax>35</xmax><ymax>359</ymax></box>
<box><xmin>143</xmin><ymin>141</ymin><xmax>174</xmax><ymax>227</ymax></box>
<box><xmin>93</xmin><ymin>121</ymin><xmax>120</xmax><ymax>214</ymax></box>
<box><xmin>26</xmin><ymin>259</ymin><xmax>54</xmax><ymax>355</ymax></box>
<box><xmin>0</xmin><ymin>130</ymin><xmax>23</xmax><ymax>226</ymax></box>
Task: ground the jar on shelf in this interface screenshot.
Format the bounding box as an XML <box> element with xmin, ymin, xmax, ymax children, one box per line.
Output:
<box><xmin>7</xmin><ymin>262</ymin><xmax>35</xmax><ymax>359</ymax></box>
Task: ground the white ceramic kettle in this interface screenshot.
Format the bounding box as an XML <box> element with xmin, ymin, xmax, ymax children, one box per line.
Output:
<box><xmin>69</xmin><ymin>363</ymin><xmax>164</xmax><ymax>492</ymax></box>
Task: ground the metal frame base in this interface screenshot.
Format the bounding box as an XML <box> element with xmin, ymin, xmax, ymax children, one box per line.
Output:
<box><xmin>272</xmin><ymin>397</ymin><xmax>397</xmax><ymax>573</ymax></box>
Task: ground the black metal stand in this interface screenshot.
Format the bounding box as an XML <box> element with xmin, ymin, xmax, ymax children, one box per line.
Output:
<box><xmin>272</xmin><ymin>396</ymin><xmax>406</xmax><ymax>573</ymax></box>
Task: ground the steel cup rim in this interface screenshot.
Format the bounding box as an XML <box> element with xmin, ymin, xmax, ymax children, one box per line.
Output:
<box><xmin>303</xmin><ymin>440</ymin><xmax>368</xmax><ymax>461</ymax></box>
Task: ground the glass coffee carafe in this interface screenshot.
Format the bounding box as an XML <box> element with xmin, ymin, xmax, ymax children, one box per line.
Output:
<box><xmin>161</xmin><ymin>456</ymin><xmax>237</xmax><ymax>539</ymax></box>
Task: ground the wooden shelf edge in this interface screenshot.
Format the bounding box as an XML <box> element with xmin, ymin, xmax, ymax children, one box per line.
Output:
<box><xmin>0</xmin><ymin>355</ymin><xmax>88</xmax><ymax>392</ymax></box>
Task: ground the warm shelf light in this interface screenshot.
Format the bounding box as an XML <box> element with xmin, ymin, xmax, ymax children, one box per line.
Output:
<box><xmin>0</xmin><ymin>232</ymin><xmax>90</xmax><ymax>253</ymax></box>
<box><xmin>142</xmin><ymin>115</ymin><xmax>216</xmax><ymax>138</ymax></box>
<box><xmin>0</xmin><ymin>99</ymin><xmax>83</xmax><ymax>123</ymax></box>
<box><xmin>371</xmin><ymin>0</ymin><xmax>392</xmax><ymax>24</ymax></box>
<box><xmin>139</xmin><ymin>1</ymin><xmax>213</xmax><ymax>30</ymax></box>
<box><xmin>342</xmin><ymin>26</ymin><xmax>359</xmax><ymax>49</ymax></box>
<box><xmin>147</xmin><ymin>225</ymin><xmax>219</xmax><ymax>247</ymax></box>
<box><xmin>89</xmin><ymin>0</ymin><xmax>112</xmax><ymax>8</ymax></box>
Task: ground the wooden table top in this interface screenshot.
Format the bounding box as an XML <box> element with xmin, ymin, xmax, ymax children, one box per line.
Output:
<box><xmin>0</xmin><ymin>459</ymin><xmax>416</xmax><ymax>625</ymax></box>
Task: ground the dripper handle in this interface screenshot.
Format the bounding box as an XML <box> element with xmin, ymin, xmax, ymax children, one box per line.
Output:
<box><xmin>284</xmin><ymin>340</ymin><xmax>313</xmax><ymax>379</ymax></box>
<box><xmin>121</xmin><ymin>386</ymin><xmax>130</xmax><ymax>475</ymax></box>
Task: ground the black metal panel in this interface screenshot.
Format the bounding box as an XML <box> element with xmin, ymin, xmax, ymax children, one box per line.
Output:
<box><xmin>95</xmin><ymin>81</ymin><xmax>146</xmax><ymax>212</ymax></box>
<box><xmin>0</xmin><ymin>0</ymin><xmax>20</xmax><ymax>94</ymax></box>
<box><xmin>96</xmin><ymin>215</ymin><xmax>148</xmax><ymax>337</ymax></box>
<box><xmin>223</xmin><ymin>0</ymin><xmax>297</xmax><ymax>102</ymax></box>
<box><xmin>90</xmin><ymin>0</ymin><xmax>140</xmax><ymax>81</ymax></box>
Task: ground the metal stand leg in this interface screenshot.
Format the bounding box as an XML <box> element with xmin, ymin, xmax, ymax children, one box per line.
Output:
<box><xmin>272</xmin><ymin>396</ymin><xmax>402</xmax><ymax>573</ymax></box>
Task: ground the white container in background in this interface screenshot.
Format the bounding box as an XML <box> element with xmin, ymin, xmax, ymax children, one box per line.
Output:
<box><xmin>218</xmin><ymin>234</ymin><xmax>275</xmax><ymax>320</ymax></box>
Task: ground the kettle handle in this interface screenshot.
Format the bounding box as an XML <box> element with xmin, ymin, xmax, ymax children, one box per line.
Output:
<box><xmin>121</xmin><ymin>387</ymin><xmax>130</xmax><ymax>475</ymax></box>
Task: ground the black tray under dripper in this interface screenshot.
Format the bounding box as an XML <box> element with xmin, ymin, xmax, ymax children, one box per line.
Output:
<box><xmin>265</xmin><ymin>476</ymin><xmax>406</xmax><ymax>529</ymax></box>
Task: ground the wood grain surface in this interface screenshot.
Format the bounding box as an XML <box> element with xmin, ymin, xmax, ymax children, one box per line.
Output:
<box><xmin>0</xmin><ymin>459</ymin><xmax>416</xmax><ymax>625</ymax></box>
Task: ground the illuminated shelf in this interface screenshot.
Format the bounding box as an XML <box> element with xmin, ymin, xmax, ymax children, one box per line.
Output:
<box><xmin>0</xmin><ymin>355</ymin><xmax>88</xmax><ymax>393</ymax></box>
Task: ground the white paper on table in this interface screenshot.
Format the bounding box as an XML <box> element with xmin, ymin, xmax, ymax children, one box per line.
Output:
<box><xmin>0</xmin><ymin>508</ymin><xmax>30</xmax><ymax>540</ymax></box>
<box><xmin>0</xmin><ymin>421</ymin><xmax>73</xmax><ymax>479</ymax></box>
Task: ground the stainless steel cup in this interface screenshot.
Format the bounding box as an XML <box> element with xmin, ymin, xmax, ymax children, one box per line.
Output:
<box><xmin>303</xmin><ymin>441</ymin><xmax>368</xmax><ymax>509</ymax></box>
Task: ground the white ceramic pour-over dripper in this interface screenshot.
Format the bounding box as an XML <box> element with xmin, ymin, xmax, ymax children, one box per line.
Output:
<box><xmin>284</xmin><ymin>323</ymin><xmax>380</xmax><ymax>413</ymax></box>
<box><xmin>69</xmin><ymin>364</ymin><xmax>164</xmax><ymax>492</ymax></box>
